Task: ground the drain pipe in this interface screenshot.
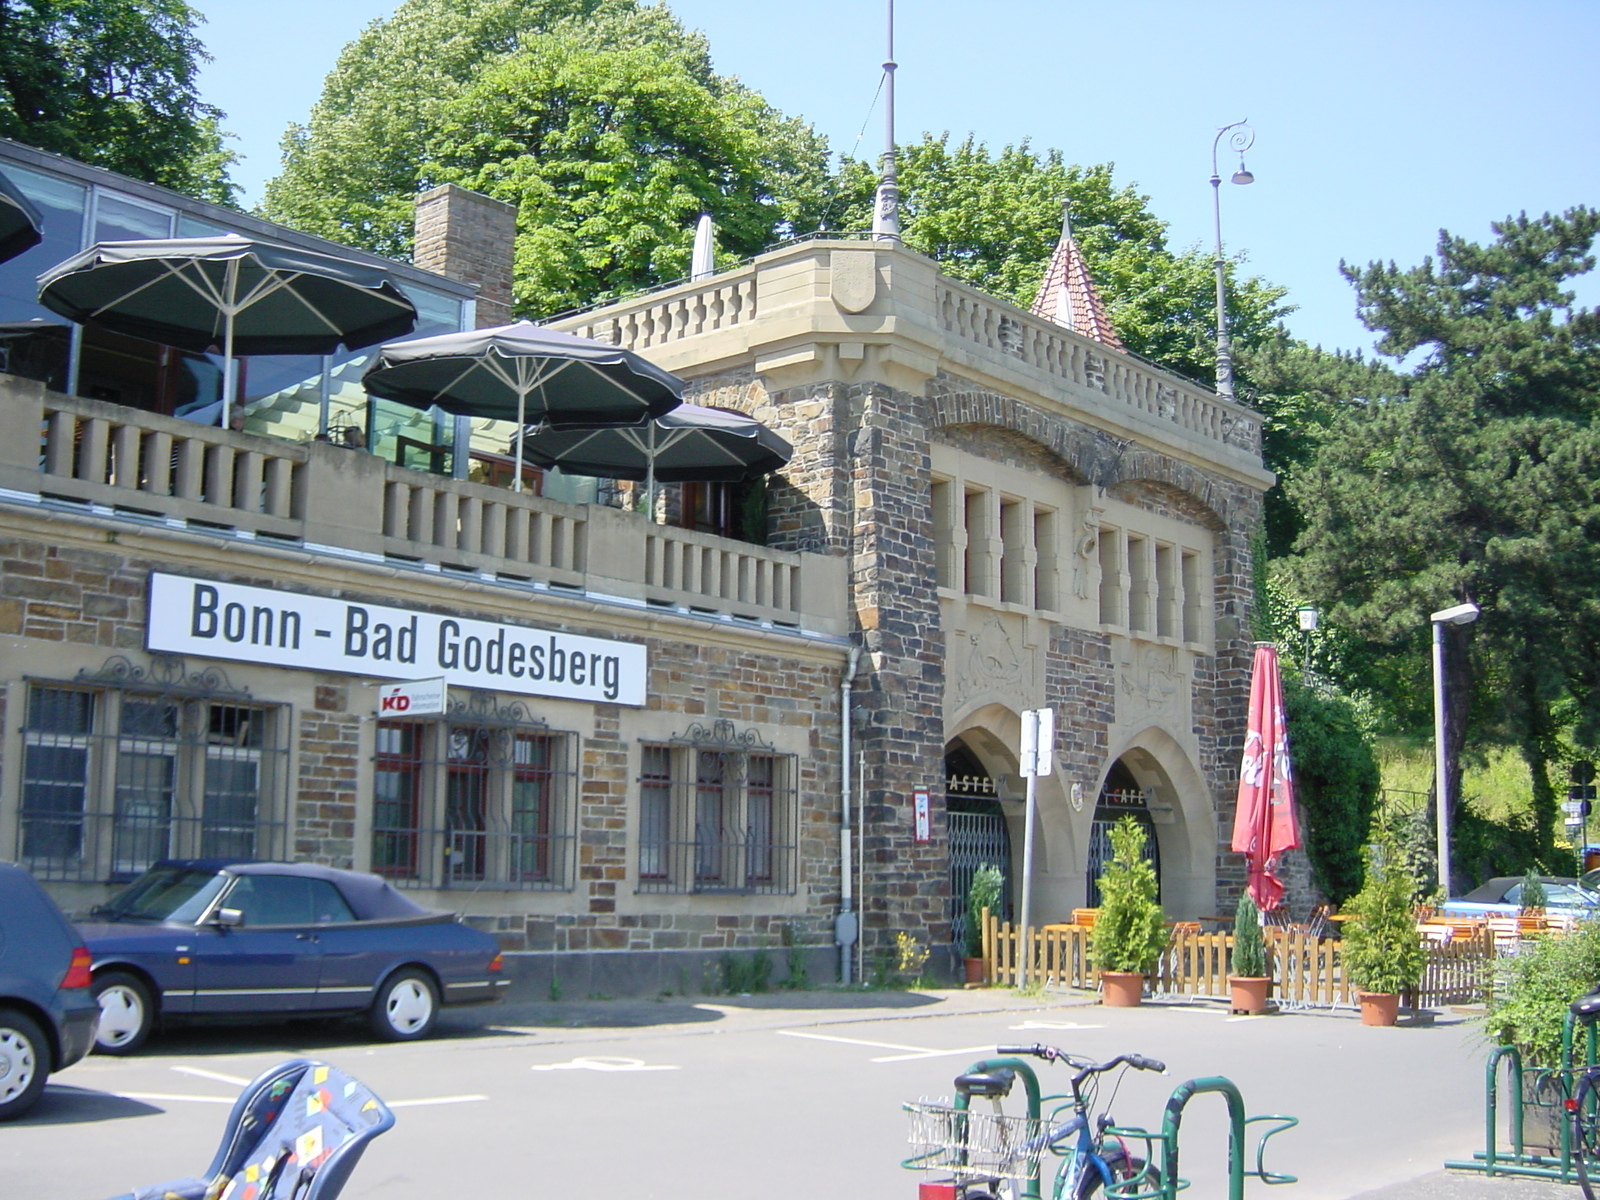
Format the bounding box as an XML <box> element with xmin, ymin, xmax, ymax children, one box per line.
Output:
<box><xmin>837</xmin><ymin>644</ymin><xmax>862</xmax><ymax>983</ymax></box>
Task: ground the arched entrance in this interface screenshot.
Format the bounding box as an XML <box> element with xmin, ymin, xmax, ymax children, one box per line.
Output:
<box><xmin>945</xmin><ymin>741</ymin><xmax>1011</xmax><ymax>949</ymax></box>
<box><xmin>1086</xmin><ymin>760</ymin><xmax>1160</xmax><ymax>907</ymax></box>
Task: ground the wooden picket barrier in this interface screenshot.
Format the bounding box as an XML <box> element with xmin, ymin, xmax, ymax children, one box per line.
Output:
<box><xmin>981</xmin><ymin>910</ymin><xmax>1499</xmax><ymax>1008</ymax></box>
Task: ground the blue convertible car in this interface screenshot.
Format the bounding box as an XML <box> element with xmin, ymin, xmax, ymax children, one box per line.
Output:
<box><xmin>78</xmin><ymin>860</ymin><xmax>508</xmax><ymax>1054</ymax></box>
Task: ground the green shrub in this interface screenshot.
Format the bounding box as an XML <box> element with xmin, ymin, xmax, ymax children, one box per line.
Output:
<box><xmin>1486</xmin><ymin>921</ymin><xmax>1600</xmax><ymax>1066</ymax></box>
<box><xmin>966</xmin><ymin>865</ymin><xmax>1005</xmax><ymax>958</ymax></box>
<box><xmin>1232</xmin><ymin>893</ymin><xmax>1268</xmax><ymax>978</ymax></box>
<box><xmin>1283</xmin><ymin>678</ymin><xmax>1381</xmax><ymax>905</ymax></box>
<box><xmin>780</xmin><ymin>922</ymin><xmax>810</xmax><ymax>991</ymax></box>
<box><xmin>1342</xmin><ymin>835</ymin><xmax>1427</xmax><ymax>995</ymax></box>
<box><xmin>1091</xmin><ymin>817</ymin><xmax>1167</xmax><ymax>974</ymax></box>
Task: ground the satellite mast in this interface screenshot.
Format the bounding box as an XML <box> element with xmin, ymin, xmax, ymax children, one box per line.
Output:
<box><xmin>871</xmin><ymin>0</ymin><xmax>900</xmax><ymax>241</ymax></box>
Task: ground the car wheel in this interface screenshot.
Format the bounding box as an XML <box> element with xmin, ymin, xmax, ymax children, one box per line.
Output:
<box><xmin>0</xmin><ymin>1009</ymin><xmax>49</xmax><ymax>1121</ymax></box>
<box><xmin>368</xmin><ymin>969</ymin><xmax>438</xmax><ymax>1042</ymax></box>
<box><xmin>92</xmin><ymin>971</ymin><xmax>154</xmax><ymax>1055</ymax></box>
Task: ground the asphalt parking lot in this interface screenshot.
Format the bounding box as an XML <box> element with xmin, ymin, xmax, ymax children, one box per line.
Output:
<box><xmin>0</xmin><ymin>987</ymin><xmax>1550</xmax><ymax>1200</ymax></box>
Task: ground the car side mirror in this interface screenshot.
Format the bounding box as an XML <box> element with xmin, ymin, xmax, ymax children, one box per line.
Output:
<box><xmin>212</xmin><ymin>907</ymin><xmax>244</xmax><ymax>929</ymax></box>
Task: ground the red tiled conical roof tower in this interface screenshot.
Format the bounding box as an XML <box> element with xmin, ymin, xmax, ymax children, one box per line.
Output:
<box><xmin>1030</xmin><ymin>207</ymin><xmax>1124</xmax><ymax>351</ymax></box>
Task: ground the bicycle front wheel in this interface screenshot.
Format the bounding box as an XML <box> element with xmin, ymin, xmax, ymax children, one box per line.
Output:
<box><xmin>1575</xmin><ymin>1070</ymin><xmax>1600</xmax><ymax>1200</ymax></box>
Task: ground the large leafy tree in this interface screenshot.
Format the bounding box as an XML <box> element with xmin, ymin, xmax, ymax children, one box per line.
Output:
<box><xmin>829</xmin><ymin>135</ymin><xmax>1291</xmax><ymax>385</ymax></box>
<box><xmin>0</xmin><ymin>0</ymin><xmax>235</xmax><ymax>203</ymax></box>
<box><xmin>263</xmin><ymin>0</ymin><xmax>830</xmax><ymax>316</ymax></box>
<box><xmin>1288</xmin><ymin>209</ymin><xmax>1600</xmax><ymax>869</ymax></box>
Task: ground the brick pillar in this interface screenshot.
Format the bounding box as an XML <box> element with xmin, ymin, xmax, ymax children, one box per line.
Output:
<box><xmin>413</xmin><ymin>184</ymin><xmax>518</xmax><ymax>329</ymax></box>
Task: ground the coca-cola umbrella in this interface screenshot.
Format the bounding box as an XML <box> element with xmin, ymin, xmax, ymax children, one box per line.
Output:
<box><xmin>37</xmin><ymin>234</ymin><xmax>418</xmax><ymax>425</ymax></box>
<box><xmin>0</xmin><ymin>167</ymin><xmax>43</xmax><ymax>265</ymax></box>
<box><xmin>518</xmin><ymin>403</ymin><xmax>791</xmax><ymax>511</ymax></box>
<box><xmin>1231</xmin><ymin>642</ymin><xmax>1302</xmax><ymax>911</ymax></box>
<box><xmin>362</xmin><ymin>321</ymin><xmax>685</xmax><ymax>491</ymax></box>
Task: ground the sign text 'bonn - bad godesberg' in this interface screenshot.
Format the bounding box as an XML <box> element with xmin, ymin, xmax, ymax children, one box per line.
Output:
<box><xmin>146</xmin><ymin>573</ymin><xmax>647</xmax><ymax>706</ymax></box>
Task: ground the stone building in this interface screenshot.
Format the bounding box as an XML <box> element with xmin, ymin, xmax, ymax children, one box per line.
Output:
<box><xmin>0</xmin><ymin>138</ymin><xmax>1269</xmax><ymax>993</ymax></box>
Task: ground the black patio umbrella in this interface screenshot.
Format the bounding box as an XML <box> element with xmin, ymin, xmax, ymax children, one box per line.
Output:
<box><xmin>38</xmin><ymin>234</ymin><xmax>418</xmax><ymax>424</ymax></box>
<box><xmin>362</xmin><ymin>321</ymin><xmax>685</xmax><ymax>489</ymax></box>
<box><xmin>0</xmin><ymin>167</ymin><xmax>43</xmax><ymax>265</ymax></box>
<box><xmin>521</xmin><ymin>402</ymin><xmax>790</xmax><ymax>483</ymax></box>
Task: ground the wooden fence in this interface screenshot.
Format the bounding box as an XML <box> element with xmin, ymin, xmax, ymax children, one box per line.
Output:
<box><xmin>981</xmin><ymin>911</ymin><xmax>1496</xmax><ymax>1008</ymax></box>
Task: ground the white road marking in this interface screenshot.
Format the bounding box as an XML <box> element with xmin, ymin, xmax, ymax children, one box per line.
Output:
<box><xmin>1225</xmin><ymin>1014</ymin><xmax>1265</xmax><ymax>1023</ymax></box>
<box><xmin>388</xmin><ymin>1095</ymin><xmax>489</xmax><ymax>1107</ymax></box>
<box><xmin>692</xmin><ymin>1003</ymin><xmax>748</xmax><ymax>1015</ymax></box>
<box><xmin>775</xmin><ymin>1030</ymin><xmax>995</xmax><ymax>1063</ymax></box>
<box><xmin>776</xmin><ymin>1030</ymin><xmax>934</xmax><ymax>1053</ymax></box>
<box><xmin>1165</xmin><ymin>1007</ymin><xmax>1226</xmax><ymax>1015</ymax></box>
<box><xmin>1007</xmin><ymin>1020</ymin><xmax>1104</xmax><ymax>1031</ymax></box>
<box><xmin>172</xmin><ymin>1066</ymin><xmax>251</xmax><ymax>1086</ymax></box>
<box><xmin>483</xmin><ymin>1025</ymin><xmax>545</xmax><ymax>1035</ymax></box>
<box><xmin>117</xmin><ymin>1092</ymin><xmax>235</xmax><ymax>1104</ymax></box>
<box><xmin>871</xmin><ymin>1045</ymin><xmax>997</xmax><ymax>1064</ymax></box>
<box><xmin>531</xmin><ymin>1056</ymin><xmax>679</xmax><ymax>1072</ymax></box>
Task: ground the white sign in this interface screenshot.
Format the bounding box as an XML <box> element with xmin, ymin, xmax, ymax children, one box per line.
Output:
<box><xmin>1020</xmin><ymin>708</ymin><xmax>1055</xmax><ymax>778</ymax></box>
<box><xmin>379</xmin><ymin>678</ymin><xmax>447</xmax><ymax>717</ymax></box>
<box><xmin>147</xmin><ymin>573</ymin><xmax>647</xmax><ymax>707</ymax></box>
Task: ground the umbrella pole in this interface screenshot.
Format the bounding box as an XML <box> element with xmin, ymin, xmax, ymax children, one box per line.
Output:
<box><xmin>221</xmin><ymin>313</ymin><xmax>236</xmax><ymax>429</ymax></box>
<box><xmin>513</xmin><ymin>389</ymin><xmax>526</xmax><ymax>493</ymax></box>
<box><xmin>646</xmin><ymin>422</ymin><xmax>658</xmax><ymax>522</ymax></box>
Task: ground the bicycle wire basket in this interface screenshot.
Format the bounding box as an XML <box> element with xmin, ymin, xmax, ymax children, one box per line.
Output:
<box><xmin>904</xmin><ymin>1100</ymin><xmax>1048</xmax><ymax>1177</ymax></box>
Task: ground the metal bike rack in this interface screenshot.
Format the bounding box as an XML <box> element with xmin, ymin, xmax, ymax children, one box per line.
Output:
<box><xmin>1105</xmin><ymin>1076</ymin><xmax>1298</xmax><ymax>1200</ymax></box>
<box><xmin>1447</xmin><ymin>1010</ymin><xmax>1600</xmax><ymax>1184</ymax></box>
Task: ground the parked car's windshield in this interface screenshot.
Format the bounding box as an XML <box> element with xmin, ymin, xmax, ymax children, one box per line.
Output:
<box><xmin>1507</xmin><ymin>881</ymin><xmax>1600</xmax><ymax>908</ymax></box>
<box><xmin>94</xmin><ymin>867</ymin><xmax>229</xmax><ymax>923</ymax></box>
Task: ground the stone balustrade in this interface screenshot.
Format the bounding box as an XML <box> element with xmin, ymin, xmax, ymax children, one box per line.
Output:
<box><xmin>0</xmin><ymin>377</ymin><xmax>845</xmax><ymax>635</ymax></box>
<box><xmin>547</xmin><ymin>239</ymin><xmax>1262</xmax><ymax>466</ymax></box>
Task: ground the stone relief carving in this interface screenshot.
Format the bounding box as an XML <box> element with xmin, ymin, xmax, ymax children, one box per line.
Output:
<box><xmin>1071</xmin><ymin>500</ymin><xmax>1104</xmax><ymax>601</ymax></box>
<box><xmin>830</xmin><ymin>250</ymin><xmax>877</xmax><ymax>314</ymax></box>
<box><xmin>950</xmin><ymin>616</ymin><xmax>1026</xmax><ymax>708</ymax></box>
<box><xmin>1117</xmin><ymin>642</ymin><xmax>1186</xmax><ymax>722</ymax></box>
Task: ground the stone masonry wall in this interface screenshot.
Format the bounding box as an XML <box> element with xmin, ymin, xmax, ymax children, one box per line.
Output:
<box><xmin>0</xmin><ymin>530</ymin><xmax>844</xmax><ymax>954</ymax></box>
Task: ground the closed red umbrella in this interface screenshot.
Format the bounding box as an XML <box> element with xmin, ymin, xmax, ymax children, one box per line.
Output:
<box><xmin>1232</xmin><ymin>642</ymin><xmax>1301</xmax><ymax>911</ymax></box>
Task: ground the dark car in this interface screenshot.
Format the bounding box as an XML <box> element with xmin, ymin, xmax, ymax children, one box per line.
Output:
<box><xmin>0</xmin><ymin>862</ymin><xmax>100</xmax><ymax>1119</ymax></box>
<box><xmin>79</xmin><ymin>859</ymin><xmax>508</xmax><ymax>1054</ymax></box>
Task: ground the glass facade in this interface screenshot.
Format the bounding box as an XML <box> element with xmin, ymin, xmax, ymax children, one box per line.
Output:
<box><xmin>0</xmin><ymin>144</ymin><xmax>471</xmax><ymax>457</ymax></box>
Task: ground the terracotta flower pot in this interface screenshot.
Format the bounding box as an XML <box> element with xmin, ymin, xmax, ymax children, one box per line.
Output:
<box><xmin>1358</xmin><ymin>991</ymin><xmax>1401</xmax><ymax>1026</ymax></box>
<box><xmin>962</xmin><ymin>956</ymin><xmax>986</xmax><ymax>986</ymax></box>
<box><xmin>1100</xmin><ymin>971</ymin><xmax>1144</xmax><ymax>1007</ymax></box>
<box><xmin>1228</xmin><ymin>975</ymin><xmax>1271</xmax><ymax>1015</ymax></box>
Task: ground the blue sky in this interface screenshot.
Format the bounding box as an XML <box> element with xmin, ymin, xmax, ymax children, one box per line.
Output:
<box><xmin>191</xmin><ymin>0</ymin><xmax>1599</xmax><ymax>357</ymax></box>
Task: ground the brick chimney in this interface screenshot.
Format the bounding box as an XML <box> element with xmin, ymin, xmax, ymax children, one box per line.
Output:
<box><xmin>413</xmin><ymin>184</ymin><xmax>518</xmax><ymax>329</ymax></box>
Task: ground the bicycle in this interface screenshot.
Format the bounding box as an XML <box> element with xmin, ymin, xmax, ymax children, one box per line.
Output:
<box><xmin>905</xmin><ymin>1043</ymin><xmax>1166</xmax><ymax>1200</ymax></box>
<box><xmin>1569</xmin><ymin>992</ymin><xmax>1600</xmax><ymax>1199</ymax></box>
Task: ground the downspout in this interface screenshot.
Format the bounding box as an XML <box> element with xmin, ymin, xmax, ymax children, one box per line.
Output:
<box><xmin>838</xmin><ymin>643</ymin><xmax>861</xmax><ymax>983</ymax></box>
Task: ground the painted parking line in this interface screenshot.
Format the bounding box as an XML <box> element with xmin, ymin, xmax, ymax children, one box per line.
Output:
<box><xmin>388</xmin><ymin>1095</ymin><xmax>489</xmax><ymax>1107</ymax></box>
<box><xmin>116</xmin><ymin>1091</ymin><xmax>235</xmax><ymax>1104</ymax></box>
<box><xmin>775</xmin><ymin>1030</ymin><xmax>995</xmax><ymax>1063</ymax></box>
<box><xmin>531</xmin><ymin>1056</ymin><xmax>679</xmax><ymax>1072</ymax></box>
<box><xmin>1007</xmin><ymin>1020</ymin><xmax>1104</xmax><ymax>1031</ymax></box>
<box><xmin>172</xmin><ymin>1066</ymin><xmax>251</xmax><ymax>1086</ymax></box>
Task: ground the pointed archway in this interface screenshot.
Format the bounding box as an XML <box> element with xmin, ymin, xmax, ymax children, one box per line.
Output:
<box><xmin>1086</xmin><ymin>760</ymin><xmax>1161</xmax><ymax>907</ymax></box>
<box><xmin>945</xmin><ymin>740</ymin><xmax>1012</xmax><ymax>949</ymax></box>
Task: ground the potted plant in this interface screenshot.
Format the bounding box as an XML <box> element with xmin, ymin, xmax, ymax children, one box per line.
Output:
<box><xmin>963</xmin><ymin>864</ymin><xmax>1004</xmax><ymax>986</ymax></box>
<box><xmin>1228</xmin><ymin>893</ymin><xmax>1272</xmax><ymax>1015</ymax></box>
<box><xmin>1519</xmin><ymin>868</ymin><xmax>1548</xmax><ymax>914</ymax></box>
<box><xmin>1342</xmin><ymin>834</ymin><xmax>1427</xmax><ymax>1026</ymax></box>
<box><xmin>1090</xmin><ymin>817</ymin><xmax>1168</xmax><ymax>1006</ymax></box>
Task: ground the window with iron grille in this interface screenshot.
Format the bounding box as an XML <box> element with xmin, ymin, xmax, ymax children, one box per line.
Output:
<box><xmin>370</xmin><ymin>692</ymin><xmax>576</xmax><ymax>891</ymax></box>
<box><xmin>635</xmin><ymin>720</ymin><xmax>796</xmax><ymax>895</ymax></box>
<box><xmin>18</xmin><ymin>660</ymin><xmax>288</xmax><ymax>883</ymax></box>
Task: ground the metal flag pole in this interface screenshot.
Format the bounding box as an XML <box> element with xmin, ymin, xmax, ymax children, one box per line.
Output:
<box><xmin>872</xmin><ymin>0</ymin><xmax>900</xmax><ymax>241</ymax></box>
<box><xmin>1016</xmin><ymin>707</ymin><xmax>1054</xmax><ymax>989</ymax></box>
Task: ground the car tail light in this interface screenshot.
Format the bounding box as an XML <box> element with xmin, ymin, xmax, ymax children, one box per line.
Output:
<box><xmin>488</xmin><ymin>953</ymin><xmax>504</xmax><ymax>973</ymax></box>
<box><xmin>62</xmin><ymin>945</ymin><xmax>93</xmax><ymax>990</ymax></box>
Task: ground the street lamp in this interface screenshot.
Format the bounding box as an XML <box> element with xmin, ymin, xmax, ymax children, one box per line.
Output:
<box><xmin>1296</xmin><ymin>605</ymin><xmax>1319</xmax><ymax>674</ymax></box>
<box><xmin>1431</xmin><ymin>601</ymin><xmax>1480</xmax><ymax>897</ymax></box>
<box><xmin>1210</xmin><ymin>120</ymin><xmax>1255</xmax><ymax>401</ymax></box>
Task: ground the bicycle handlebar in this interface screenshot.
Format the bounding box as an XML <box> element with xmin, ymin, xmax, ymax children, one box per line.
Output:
<box><xmin>995</xmin><ymin>1045</ymin><xmax>1167</xmax><ymax>1075</ymax></box>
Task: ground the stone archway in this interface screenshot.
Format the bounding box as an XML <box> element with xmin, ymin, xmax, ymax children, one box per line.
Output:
<box><xmin>1086</xmin><ymin>760</ymin><xmax>1161</xmax><ymax>907</ymax></box>
<box><xmin>944</xmin><ymin>737</ymin><xmax>1013</xmax><ymax>950</ymax></box>
<box><xmin>1093</xmin><ymin>728</ymin><xmax>1216</xmax><ymax>919</ymax></box>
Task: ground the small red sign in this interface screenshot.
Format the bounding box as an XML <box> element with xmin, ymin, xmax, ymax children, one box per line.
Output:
<box><xmin>913</xmin><ymin>789</ymin><xmax>932</xmax><ymax>843</ymax></box>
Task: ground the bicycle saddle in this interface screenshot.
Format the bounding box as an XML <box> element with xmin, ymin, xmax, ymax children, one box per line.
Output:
<box><xmin>1571</xmin><ymin>991</ymin><xmax>1600</xmax><ymax>1018</ymax></box>
<box><xmin>954</xmin><ymin>1068</ymin><xmax>1016</xmax><ymax>1098</ymax></box>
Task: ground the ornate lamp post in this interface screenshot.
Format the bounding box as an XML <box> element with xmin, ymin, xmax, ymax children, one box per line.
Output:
<box><xmin>1431</xmin><ymin>601</ymin><xmax>1480</xmax><ymax>897</ymax></box>
<box><xmin>1210</xmin><ymin>120</ymin><xmax>1255</xmax><ymax>401</ymax></box>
